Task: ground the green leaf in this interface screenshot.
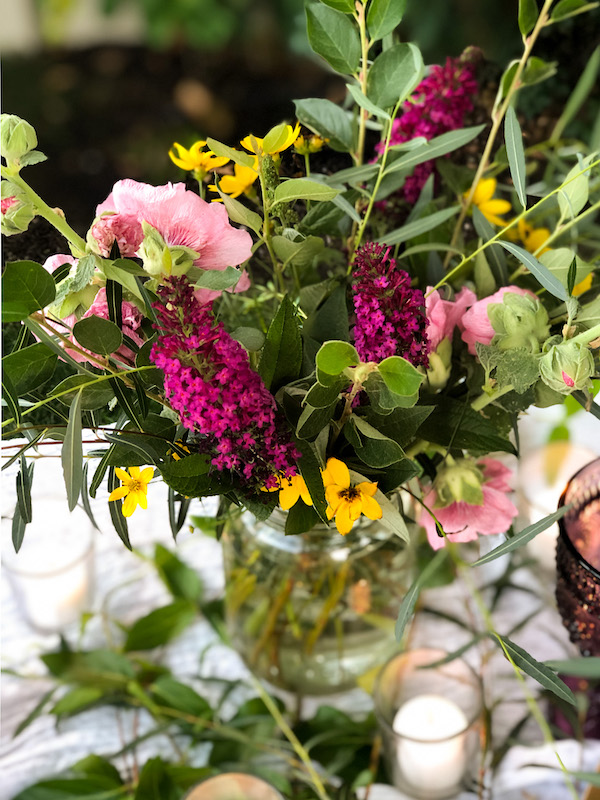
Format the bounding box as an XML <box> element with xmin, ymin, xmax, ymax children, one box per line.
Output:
<box><xmin>294</xmin><ymin>98</ymin><xmax>354</xmax><ymax>152</ymax></box>
<box><xmin>51</xmin><ymin>687</ymin><xmax>103</xmax><ymax>715</ymax></box>
<box><xmin>71</xmin><ymin>756</ymin><xmax>123</xmax><ymax>785</ymax></box>
<box><xmin>494</xmin><ymin>348</ymin><xmax>541</xmax><ymax>394</ymax></box>
<box><xmin>2</xmin><ymin>342</ymin><xmax>57</xmax><ymax>395</ymax></box>
<box><xmin>367</xmin><ymin>43</ymin><xmax>423</xmax><ymax>110</ymax></box>
<box><xmin>544</xmin><ymin>658</ymin><xmax>600</xmax><ymax>679</ymax></box>
<box><xmin>258</xmin><ymin>294</ymin><xmax>303</xmax><ymax>391</ymax></box>
<box><xmin>214</xmin><ymin>187</ymin><xmax>262</xmax><ymax>234</ymax></box>
<box><xmin>273</xmin><ymin>178</ymin><xmax>338</xmax><ymax>206</ymax></box>
<box><xmin>295</xmin><ymin>438</ymin><xmax>328</xmax><ymax>521</ymax></box>
<box><xmin>109</xmin><ymin>377</ymin><xmax>143</xmax><ymax>429</ymax></box>
<box><xmin>551</xmin><ymin>0</ymin><xmax>598</xmax><ymax>20</ymax></box>
<box><xmin>107</xmin><ymin>466</ymin><xmax>132</xmax><ymax>549</ymax></box>
<box><xmin>494</xmin><ymin>634</ymin><xmax>576</xmax><ymax>705</ymax></box>
<box><xmin>379</xmin><ymin>205</ymin><xmax>460</xmax><ymax>245</ymax></box>
<box><xmin>16</xmin><ymin>456</ymin><xmax>33</xmax><ymax>524</ymax></box>
<box><xmin>54</xmin><ymin>374</ymin><xmax>115</xmax><ymax>410</ymax></box>
<box><xmin>499</xmin><ymin>241</ymin><xmax>569</xmax><ymax>301</ymax></box>
<box><xmin>13</xmin><ymin>687</ymin><xmax>57</xmax><ymax>738</ymax></box>
<box><xmin>504</xmin><ymin>106</ymin><xmax>527</xmax><ymax>208</ymax></box>
<box><xmin>134</xmin><ymin>758</ymin><xmax>178</xmax><ymax>800</ymax></box>
<box><xmin>1</xmin><ymin>260</ymin><xmax>56</xmax><ymax>322</ymax></box>
<box><xmin>395</xmin><ymin>549</ymin><xmax>448</xmax><ymax>640</ymax></box>
<box><xmin>325</xmin><ymin>162</ymin><xmax>380</xmax><ymax>187</ymax></box>
<box><xmin>319</xmin><ymin>0</ymin><xmax>355</xmax><ymax>11</ymax></box>
<box><xmin>102</xmin><ymin>262</ymin><xmax>144</xmax><ymax>302</ymax></box>
<box><xmin>345</xmin><ymin>82</ymin><xmax>390</xmax><ymax>120</ymax></box>
<box><xmin>522</xmin><ymin>56</ymin><xmax>557</xmax><ymax>86</ymax></box>
<box><xmin>73</xmin><ymin>316</ymin><xmax>123</xmax><ymax>356</ymax></box>
<box><xmin>366</xmin><ymin>405</ymin><xmax>434</xmax><ymax>448</ymax></box>
<box><xmin>363</xmin><ymin>372</ymin><xmax>419</xmax><ymax>411</ymax></box>
<box><xmin>2</xmin><ymin>369</ymin><xmax>21</xmax><ymax>427</ymax></box>
<box><xmin>62</xmin><ymin>389</ymin><xmax>83</xmax><ymax>511</ymax></box>
<box><xmin>154</xmin><ymin>544</ymin><xmax>203</xmax><ymax>602</ymax></box>
<box><xmin>367</xmin><ymin>0</ymin><xmax>408</xmax><ymax>39</ymax></box>
<box><xmin>418</xmin><ymin>397</ymin><xmax>516</xmax><ymax>455</ymax></box>
<box><xmin>306</xmin><ymin>3</ymin><xmax>361</xmax><ymax>75</ymax></box>
<box><xmin>472</xmin><ymin>207</ymin><xmax>508</xmax><ymax>284</ymax></box>
<box><xmin>194</xmin><ymin>265</ymin><xmax>244</xmax><ymax>291</ymax></box>
<box><xmin>305</xmin><ymin>378</ymin><xmax>345</xmax><ymax>407</ymax></box>
<box><xmin>316</xmin><ymin>340</ymin><xmax>359</xmax><ymax>381</ymax></box>
<box><xmin>12</xmin><ymin>503</ymin><xmax>27</xmax><ymax>552</ymax></box>
<box><xmin>551</xmin><ymin>46</ymin><xmax>600</xmax><ymax>141</ymax></box>
<box><xmin>349</xmin><ymin>416</ymin><xmax>406</xmax><ymax>468</ymax></box>
<box><xmin>205</xmin><ymin>137</ymin><xmax>255</xmax><ymax>168</ymax></box>
<box><xmin>378</xmin><ymin>356</ymin><xmax>424</xmax><ymax>397</ymax></box>
<box><xmin>558</xmin><ymin>156</ymin><xmax>592</xmax><ymax>218</ymax></box>
<box><xmin>231</xmin><ymin>326</ymin><xmax>265</xmax><ymax>351</ymax></box>
<box><xmin>124</xmin><ymin>600</ymin><xmax>197</xmax><ymax>651</ymax></box>
<box><xmin>152</xmin><ymin>675</ymin><xmax>212</xmax><ymax>718</ymax></box>
<box><xmin>470</xmin><ymin>505</ymin><xmax>571</xmax><ymax>566</ymax></box>
<box><xmin>518</xmin><ymin>0</ymin><xmax>538</xmax><ymax>35</ymax></box>
<box><xmin>383</xmin><ymin>125</ymin><xmax>485</xmax><ymax>176</ymax></box>
<box><xmin>12</xmin><ymin>778</ymin><xmax>126</xmax><ymax>799</ymax></box>
<box><xmin>296</xmin><ymin>400</ymin><xmax>339</xmax><ymax>439</ymax></box>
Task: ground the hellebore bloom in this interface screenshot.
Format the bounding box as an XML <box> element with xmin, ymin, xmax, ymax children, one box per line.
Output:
<box><xmin>420</xmin><ymin>457</ymin><xmax>519</xmax><ymax>550</ymax></box>
<box><xmin>460</xmin><ymin>285</ymin><xmax>535</xmax><ymax>355</ymax></box>
<box><xmin>109</xmin><ymin>466</ymin><xmax>154</xmax><ymax>517</ymax></box>
<box><xmin>93</xmin><ymin>179</ymin><xmax>253</xmax><ymax>274</ymax></box>
<box><xmin>467</xmin><ymin>178</ymin><xmax>512</xmax><ymax>227</ymax></box>
<box><xmin>322</xmin><ymin>458</ymin><xmax>382</xmax><ymax>536</ymax></box>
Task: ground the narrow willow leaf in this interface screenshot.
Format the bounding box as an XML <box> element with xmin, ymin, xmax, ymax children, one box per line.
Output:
<box><xmin>325</xmin><ymin>163</ymin><xmax>380</xmax><ymax>186</ymax></box>
<box><xmin>545</xmin><ymin>657</ymin><xmax>600</xmax><ymax>679</ymax></box>
<box><xmin>380</xmin><ymin>205</ymin><xmax>460</xmax><ymax>246</ymax></box>
<box><xmin>107</xmin><ymin>466</ymin><xmax>132</xmax><ymax>549</ymax></box>
<box><xmin>383</xmin><ymin>125</ymin><xmax>485</xmax><ymax>176</ymax></box>
<box><xmin>16</xmin><ymin>455</ymin><xmax>33</xmax><ymax>524</ymax></box>
<box><xmin>105</xmin><ymin>277</ymin><xmax>123</xmax><ymax>330</ymax></box>
<box><xmin>62</xmin><ymin>389</ymin><xmax>83</xmax><ymax>511</ymax></box>
<box><xmin>499</xmin><ymin>241</ymin><xmax>569</xmax><ymax>301</ymax></box>
<box><xmin>395</xmin><ymin>549</ymin><xmax>448</xmax><ymax>640</ymax></box>
<box><xmin>2</xmin><ymin>370</ymin><xmax>21</xmax><ymax>426</ymax></box>
<box><xmin>470</xmin><ymin>505</ymin><xmax>571</xmax><ymax>566</ymax></box>
<box><xmin>494</xmin><ymin>634</ymin><xmax>576</xmax><ymax>705</ymax></box>
<box><xmin>206</xmin><ymin>137</ymin><xmax>255</xmax><ymax>168</ymax></box>
<box><xmin>12</xmin><ymin>503</ymin><xmax>26</xmax><ymax>553</ymax></box>
<box><xmin>551</xmin><ymin>46</ymin><xmax>600</xmax><ymax>141</ymax></box>
<box><xmin>518</xmin><ymin>0</ymin><xmax>538</xmax><ymax>35</ymax></box>
<box><xmin>81</xmin><ymin>462</ymin><xmax>99</xmax><ymax>530</ymax></box>
<box><xmin>109</xmin><ymin>377</ymin><xmax>143</xmax><ymax>430</ymax></box>
<box><xmin>1</xmin><ymin>428</ymin><xmax>46</xmax><ymax>472</ymax></box>
<box><xmin>472</xmin><ymin>207</ymin><xmax>508</xmax><ymax>284</ymax></box>
<box><xmin>89</xmin><ymin>444</ymin><xmax>116</xmax><ymax>498</ymax></box>
<box><xmin>505</xmin><ymin>106</ymin><xmax>527</xmax><ymax>208</ymax></box>
<box><xmin>13</xmin><ymin>688</ymin><xmax>57</xmax><ymax>738</ymax></box>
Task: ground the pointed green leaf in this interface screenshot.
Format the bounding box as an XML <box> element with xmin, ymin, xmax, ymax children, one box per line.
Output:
<box><xmin>551</xmin><ymin>0</ymin><xmax>599</xmax><ymax>21</ymax></box>
<box><xmin>62</xmin><ymin>389</ymin><xmax>83</xmax><ymax>511</ymax></box>
<box><xmin>494</xmin><ymin>634</ymin><xmax>577</xmax><ymax>705</ymax></box>
<box><xmin>124</xmin><ymin>600</ymin><xmax>196</xmax><ymax>651</ymax></box>
<box><xmin>384</xmin><ymin>125</ymin><xmax>485</xmax><ymax>176</ymax></box>
<box><xmin>378</xmin><ymin>356</ymin><xmax>424</xmax><ymax>397</ymax></box>
<box><xmin>319</xmin><ymin>0</ymin><xmax>355</xmax><ymax>10</ymax></box>
<box><xmin>206</xmin><ymin>137</ymin><xmax>255</xmax><ymax>168</ymax></box>
<box><xmin>544</xmin><ymin>657</ymin><xmax>600</xmax><ymax>679</ymax></box>
<box><xmin>107</xmin><ymin>466</ymin><xmax>132</xmax><ymax>549</ymax></box>
<box><xmin>273</xmin><ymin>178</ymin><xmax>338</xmax><ymax>205</ymax></box>
<box><xmin>306</xmin><ymin>3</ymin><xmax>361</xmax><ymax>75</ymax></box>
<box><xmin>505</xmin><ymin>106</ymin><xmax>527</xmax><ymax>208</ymax></box>
<box><xmin>2</xmin><ymin>369</ymin><xmax>21</xmax><ymax>427</ymax></box>
<box><xmin>13</xmin><ymin>688</ymin><xmax>58</xmax><ymax>739</ymax></box>
<box><xmin>395</xmin><ymin>548</ymin><xmax>448</xmax><ymax>640</ymax></box>
<box><xmin>294</xmin><ymin>97</ymin><xmax>354</xmax><ymax>152</ymax></box>
<box><xmin>258</xmin><ymin>294</ymin><xmax>303</xmax><ymax>391</ymax></box>
<box><xmin>345</xmin><ymin>82</ymin><xmax>391</xmax><ymax>120</ymax></box>
<box><xmin>194</xmin><ymin>265</ymin><xmax>244</xmax><ymax>291</ymax></box>
<box><xmin>3</xmin><ymin>342</ymin><xmax>57</xmax><ymax>395</ymax></box>
<box><xmin>214</xmin><ymin>186</ymin><xmax>262</xmax><ymax>234</ymax></box>
<box><xmin>367</xmin><ymin>43</ymin><xmax>423</xmax><ymax>110</ymax></box>
<box><xmin>16</xmin><ymin>456</ymin><xmax>33</xmax><ymax>524</ymax></box>
<box><xmin>2</xmin><ymin>260</ymin><xmax>56</xmax><ymax>322</ymax></box>
<box><xmin>380</xmin><ymin>205</ymin><xmax>460</xmax><ymax>246</ymax></box>
<box><xmin>12</xmin><ymin>502</ymin><xmax>27</xmax><ymax>553</ymax></box>
<box><xmin>499</xmin><ymin>241</ymin><xmax>569</xmax><ymax>301</ymax></box>
<box><xmin>518</xmin><ymin>0</ymin><xmax>538</xmax><ymax>35</ymax></box>
<box><xmin>367</xmin><ymin>0</ymin><xmax>408</xmax><ymax>40</ymax></box>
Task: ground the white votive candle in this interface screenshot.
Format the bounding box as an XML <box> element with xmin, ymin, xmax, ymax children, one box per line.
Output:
<box><xmin>392</xmin><ymin>693</ymin><xmax>468</xmax><ymax>797</ymax></box>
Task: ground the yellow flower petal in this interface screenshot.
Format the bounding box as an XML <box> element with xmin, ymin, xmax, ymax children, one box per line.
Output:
<box><xmin>323</xmin><ymin>458</ymin><xmax>350</xmax><ymax>489</ymax></box>
<box><xmin>573</xmin><ymin>272</ymin><xmax>593</xmax><ymax>297</ymax></box>
<box><xmin>122</xmin><ymin>493</ymin><xmax>138</xmax><ymax>517</ymax></box>
<box><xmin>360</xmin><ymin>493</ymin><xmax>383</xmax><ymax>520</ymax></box>
<box><xmin>325</xmin><ymin>485</ymin><xmax>344</xmax><ymax>515</ymax></box>
<box><xmin>299</xmin><ymin>479</ymin><xmax>313</xmax><ymax>506</ymax></box>
<box><xmin>135</xmin><ymin>491</ymin><xmax>148</xmax><ymax>510</ymax></box>
<box><xmin>129</xmin><ymin>466</ymin><xmax>141</xmax><ymax>480</ymax></box>
<box><xmin>279</xmin><ymin>479</ymin><xmax>300</xmax><ymax>510</ymax></box>
<box><xmin>335</xmin><ymin>502</ymin><xmax>355</xmax><ymax>535</ymax></box>
<box><xmin>140</xmin><ymin>467</ymin><xmax>155</xmax><ymax>484</ymax></box>
<box><xmin>471</xmin><ymin>177</ymin><xmax>497</xmax><ymax>205</ymax></box>
<box><xmin>108</xmin><ymin>486</ymin><xmax>128</xmax><ymax>502</ymax></box>
<box><xmin>525</xmin><ymin>227</ymin><xmax>551</xmax><ymax>254</ymax></box>
<box><xmin>115</xmin><ymin>467</ymin><xmax>130</xmax><ymax>483</ymax></box>
<box><xmin>356</xmin><ymin>481</ymin><xmax>378</xmax><ymax>497</ymax></box>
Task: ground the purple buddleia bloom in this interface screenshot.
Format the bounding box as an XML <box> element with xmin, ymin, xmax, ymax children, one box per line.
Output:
<box><xmin>150</xmin><ymin>277</ymin><xmax>299</xmax><ymax>492</ymax></box>
<box><xmin>351</xmin><ymin>243</ymin><xmax>430</xmax><ymax>367</ymax></box>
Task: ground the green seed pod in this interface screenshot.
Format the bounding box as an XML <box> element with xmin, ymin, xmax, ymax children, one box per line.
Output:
<box><xmin>1</xmin><ymin>179</ymin><xmax>35</xmax><ymax>235</ymax></box>
<box><xmin>433</xmin><ymin>457</ymin><xmax>485</xmax><ymax>508</ymax></box>
<box><xmin>488</xmin><ymin>293</ymin><xmax>550</xmax><ymax>354</ymax></box>
<box><xmin>539</xmin><ymin>340</ymin><xmax>595</xmax><ymax>394</ymax></box>
<box><xmin>1</xmin><ymin>114</ymin><xmax>38</xmax><ymax>165</ymax></box>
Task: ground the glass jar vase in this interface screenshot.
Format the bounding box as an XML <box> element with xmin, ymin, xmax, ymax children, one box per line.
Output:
<box><xmin>222</xmin><ymin>509</ymin><xmax>416</xmax><ymax>695</ymax></box>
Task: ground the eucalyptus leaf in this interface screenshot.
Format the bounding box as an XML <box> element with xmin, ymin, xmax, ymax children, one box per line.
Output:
<box><xmin>2</xmin><ymin>260</ymin><xmax>56</xmax><ymax>322</ymax></box>
<box><xmin>2</xmin><ymin>342</ymin><xmax>57</xmax><ymax>395</ymax></box>
<box><xmin>73</xmin><ymin>316</ymin><xmax>123</xmax><ymax>356</ymax></box>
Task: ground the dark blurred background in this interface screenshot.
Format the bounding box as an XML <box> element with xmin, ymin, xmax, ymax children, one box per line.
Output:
<box><xmin>2</xmin><ymin>0</ymin><xmax>599</xmax><ymax>235</ymax></box>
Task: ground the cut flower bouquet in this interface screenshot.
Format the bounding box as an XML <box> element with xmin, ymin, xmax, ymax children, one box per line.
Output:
<box><xmin>2</xmin><ymin>0</ymin><xmax>600</xmax><ymax>677</ymax></box>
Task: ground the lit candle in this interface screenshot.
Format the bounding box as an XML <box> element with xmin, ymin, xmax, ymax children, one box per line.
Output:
<box><xmin>392</xmin><ymin>693</ymin><xmax>468</xmax><ymax>797</ymax></box>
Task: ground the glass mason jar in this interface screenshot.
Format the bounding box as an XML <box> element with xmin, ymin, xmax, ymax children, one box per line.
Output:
<box><xmin>222</xmin><ymin>508</ymin><xmax>416</xmax><ymax>695</ymax></box>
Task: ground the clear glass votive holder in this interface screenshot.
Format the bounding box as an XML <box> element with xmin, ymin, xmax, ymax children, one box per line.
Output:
<box><xmin>183</xmin><ymin>773</ymin><xmax>284</xmax><ymax>800</ymax></box>
<box><xmin>2</xmin><ymin>498</ymin><xmax>95</xmax><ymax>633</ymax></box>
<box><xmin>373</xmin><ymin>648</ymin><xmax>482</xmax><ymax>800</ymax></box>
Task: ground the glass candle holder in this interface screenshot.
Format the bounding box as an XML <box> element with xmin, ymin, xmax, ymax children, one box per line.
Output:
<box><xmin>183</xmin><ymin>773</ymin><xmax>283</xmax><ymax>800</ymax></box>
<box><xmin>373</xmin><ymin>648</ymin><xmax>482</xmax><ymax>800</ymax></box>
<box><xmin>2</xmin><ymin>497</ymin><xmax>95</xmax><ymax>633</ymax></box>
<box><xmin>555</xmin><ymin>458</ymin><xmax>600</xmax><ymax>656</ymax></box>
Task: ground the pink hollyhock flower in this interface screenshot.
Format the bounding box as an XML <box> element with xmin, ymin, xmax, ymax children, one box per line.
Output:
<box><xmin>42</xmin><ymin>253</ymin><xmax>78</xmax><ymax>274</ymax></box>
<box><xmin>91</xmin><ymin>212</ymin><xmax>144</xmax><ymax>258</ymax></box>
<box><xmin>94</xmin><ymin>179</ymin><xmax>253</xmax><ymax>276</ymax></box>
<box><xmin>460</xmin><ymin>286</ymin><xmax>535</xmax><ymax>355</ymax></box>
<box><xmin>420</xmin><ymin>457</ymin><xmax>518</xmax><ymax>550</ymax></box>
<box><xmin>425</xmin><ymin>286</ymin><xmax>476</xmax><ymax>350</ymax></box>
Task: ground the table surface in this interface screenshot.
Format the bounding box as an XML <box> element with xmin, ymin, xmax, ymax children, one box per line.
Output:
<box><xmin>2</xmin><ymin>420</ymin><xmax>599</xmax><ymax>800</ymax></box>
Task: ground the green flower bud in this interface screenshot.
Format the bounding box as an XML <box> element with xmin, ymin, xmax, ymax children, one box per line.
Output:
<box><xmin>1</xmin><ymin>114</ymin><xmax>38</xmax><ymax>166</ymax></box>
<box><xmin>426</xmin><ymin>337</ymin><xmax>452</xmax><ymax>391</ymax></box>
<box><xmin>488</xmin><ymin>293</ymin><xmax>550</xmax><ymax>354</ymax></box>
<box><xmin>433</xmin><ymin>457</ymin><xmax>484</xmax><ymax>508</ymax></box>
<box><xmin>539</xmin><ymin>340</ymin><xmax>595</xmax><ymax>395</ymax></box>
<box><xmin>1</xmin><ymin>179</ymin><xmax>35</xmax><ymax>235</ymax></box>
<box><xmin>138</xmin><ymin>222</ymin><xmax>199</xmax><ymax>278</ymax></box>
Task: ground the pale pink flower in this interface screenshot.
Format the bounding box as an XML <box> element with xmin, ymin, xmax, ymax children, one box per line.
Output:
<box><xmin>42</xmin><ymin>253</ymin><xmax>78</xmax><ymax>274</ymax></box>
<box><xmin>425</xmin><ymin>286</ymin><xmax>476</xmax><ymax>350</ymax></box>
<box><xmin>420</xmin><ymin>457</ymin><xmax>519</xmax><ymax>550</ymax></box>
<box><xmin>95</xmin><ymin>179</ymin><xmax>253</xmax><ymax>271</ymax></box>
<box><xmin>91</xmin><ymin>212</ymin><xmax>144</xmax><ymax>257</ymax></box>
<box><xmin>460</xmin><ymin>286</ymin><xmax>535</xmax><ymax>355</ymax></box>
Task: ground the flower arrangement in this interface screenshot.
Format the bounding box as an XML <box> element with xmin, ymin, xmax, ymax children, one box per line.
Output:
<box><xmin>2</xmin><ymin>0</ymin><xmax>599</xmax><ymax>670</ymax></box>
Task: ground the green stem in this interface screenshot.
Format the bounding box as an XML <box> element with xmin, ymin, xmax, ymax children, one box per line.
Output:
<box><xmin>538</xmin><ymin>197</ymin><xmax>600</xmax><ymax>252</ymax></box>
<box><xmin>429</xmin><ymin>156</ymin><xmax>600</xmax><ymax>295</ymax></box>
<box><xmin>353</xmin><ymin>2</ymin><xmax>370</xmax><ymax>167</ymax></box>
<box><xmin>248</xmin><ymin>674</ymin><xmax>333</xmax><ymax>800</ymax></box>
<box><xmin>256</xmin><ymin>153</ymin><xmax>283</xmax><ymax>291</ymax></box>
<box><xmin>3</xmin><ymin>168</ymin><xmax>87</xmax><ymax>255</ymax></box>
<box><xmin>571</xmin><ymin>321</ymin><xmax>600</xmax><ymax>346</ymax></box>
<box><xmin>443</xmin><ymin>0</ymin><xmax>554</xmax><ymax>268</ymax></box>
<box><xmin>471</xmin><ymin>383</ymin><xmax>514</xmax><ymax>412</ymax></box>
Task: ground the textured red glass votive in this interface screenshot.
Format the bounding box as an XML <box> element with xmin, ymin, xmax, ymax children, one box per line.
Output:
<box><xmin>555</xmin><ymin>458</ymin><xmax>600</xmax><ymax>656</ymax></box>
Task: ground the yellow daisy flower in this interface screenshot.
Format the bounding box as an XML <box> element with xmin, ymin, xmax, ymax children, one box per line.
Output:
<box><xmin>279</xmin><ymin>474</ymin><xmax>313</xmax><ymax>510</ymax></box>
<box><xmin>108</xmin><ymin>466</ymin><xmax>154</xmax><ymax>517</ymax></box>
<box><xmin>169</xmin><ymin>141</ymin><xmax>229</xmax><ymax>179</ymax></box>
<box><xmin>240</xmin><ymin>122</ymin><xmax>301</xmax><ymax>157</ymax></box>
<box><xmin>322</xmin><ymin>458</ymin><xmax>382</xmax><ymax>536</ymax></box>
<box><xmin>211</xmin><ymin>161</ymin><xmax>259</xmax><ymax>199</ymax></box>
<box><xmin>467</xmin><ymin>177</ymin><xmax>512</xmax><ymax>227</ymax></box>
<box><xmin>506</xmin><ymin>218</ymin><xmax>551</xmax><ymax>255</ymax></box>
<box><xmin>294</xmin><ymin>134</ymin><xmax>327</xmax><ymax>155</ymax></box>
